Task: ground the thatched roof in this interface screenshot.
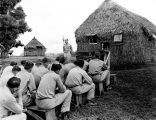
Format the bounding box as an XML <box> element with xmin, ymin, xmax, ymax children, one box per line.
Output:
<box><xmin>24</xmin><ymin>37</ymin><xmax>46</xmax><ymax>49</ymax></box>
<box><xmin>75</xmin><ymin>0</ymin><xmax>156</xmax><ymax>38</ymax></box>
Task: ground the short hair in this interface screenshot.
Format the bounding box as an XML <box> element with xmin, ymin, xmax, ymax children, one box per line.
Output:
<box><xmin>42</xmin><ymin>57</ymin><xmax>51</xmax><ymax>63</ymax></box>
<box><xmin>10</xmin><ymin>61</ymin><xmax>17</xmax><ymax>66</ymax></box>
<box><xmin>21</xmin><ymin>60</ymin><xmax>26</xmax><ymax>66</ymax></box>
<box><xmin>35</xmin><ymin>59</ymin><xmax>42</xmax><ymax>66</ymax></box>
<box><xmin>94</xmin><ymin>52</ymin><xmax>100</xmax><ymax>58</ymax></box>
<box><xmin>51</xmin><ymin>64</ymin><xmax>62</xmax><ymax>71</ymax></box>
<box><xmin>7</xmin><ymin>77</ymin><xmax>21</xmax><ymax>88</ymax></box>
<box><xmin>55</xmin><ymin>56</ymin><xmax>60</xmax><ymax>62</ymax></box>
<box><xmin>74</xmin><ymin>59</ymin><xmax>84</xmax><ymax>68</ymax></box>
<box><xmin>24</xmin><ymin>61</ymin><xmax>34</xmax><ymax>70</ymax></box>
<box><xmin>12</xmin><ymin>66</ymin><xmax>21</xmax><ymax>72</ymax></box>
<box><xmin>59</xmin><ymin>56</ymin><xmax>66</xmax><ymax>64</ymax></box>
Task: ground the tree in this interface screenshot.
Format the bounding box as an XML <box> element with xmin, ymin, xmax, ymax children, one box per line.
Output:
<box><xmin>0</xmin><ymin>0</ymin><xmax>31</xmax><ymax>57</ymax></box>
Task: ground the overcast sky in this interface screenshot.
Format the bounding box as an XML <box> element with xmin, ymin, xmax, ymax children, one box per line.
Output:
<box><xmin>12</xmin><ymin>0</ymin><xmax>156</xmax><ymax>55</ymax></box>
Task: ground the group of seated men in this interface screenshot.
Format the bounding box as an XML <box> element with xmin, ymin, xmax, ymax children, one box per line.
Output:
<box><xmin>0</xmin><ymin>52</ymin><xmax>110</xmax><ymax>120</ymax></box>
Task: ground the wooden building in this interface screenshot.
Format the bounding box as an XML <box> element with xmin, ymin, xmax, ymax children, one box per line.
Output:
<box><xmin>75</xmin><ymin>0</ymin><xmax>156</xmax><ymax>67</ymax></box>
<box><xmin>24</xmin><ymin>37</ymin><xmax>46</xmax><ymax>56</ymax></box>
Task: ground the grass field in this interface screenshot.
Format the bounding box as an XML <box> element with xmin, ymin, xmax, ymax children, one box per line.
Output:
<box><xmin>1</xmin><ymin>56</ymin><xmax>156</xmax><ymax>120</ymax></box>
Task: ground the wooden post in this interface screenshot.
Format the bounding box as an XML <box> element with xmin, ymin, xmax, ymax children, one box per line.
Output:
<box><xmin>108</xmin><ymin>52</ymin><xmax>110</xmax><ymax>69</ymax></box>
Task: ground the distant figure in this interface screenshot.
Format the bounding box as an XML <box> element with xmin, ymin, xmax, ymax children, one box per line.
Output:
<box><xmin>63</xmin><ymin>38</ymin><xmax>73</xmax><ymax>61</ymax></box>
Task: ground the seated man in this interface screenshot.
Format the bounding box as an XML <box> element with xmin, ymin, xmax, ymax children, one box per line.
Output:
<box><xmin>19</xmin><ymin>60</ymin><xmax>26</xmax><ymax>71</ymax></box>
<box><xmin>55</xmin><ymin>55</ymin><xmax>66</xmax><ymax>67</ymax></box>
<box><xmin>37</xmin><ymin>57</ymin><xmax>51</xmax><ymax>77</ymax></box>
<box><xmin>88</xmin><ymin>52</ymin><xmax>110</xmax><ymax>94</ymax></box>
<box><xmin>59</xmin><ymin>61</ymin><xmax>76</xmax><ymax>84</ymax></box>
<box><xmin>0</xmin><ymin>77</ymin><xmax>26</xmax><ymax>120</ymax></box>
<box><xmin>0</xmin><ymin>66</ymin><xmax>21</xmax><ymax>87</ymax></box>
<box><xmin>65</xmin><ymin>59</ymin><xmax>96</xmax><ymax>105</ymax></box>
<box><xmin>1</xmin><ymin>61</ymin><xmax>17</xmax><ymax>78</ymax></box>
<box><xmin>36</xmin><ymin>64</ymin><xmax>72</xmax><ymax>120</ymax></box>
<box><xmin>31</xmin><ymin>59</ymin><xmax>42</xmax><ymax>88</ymax></box>
<box><xmin>16</xmin><ymin>61</ymin><xmax>36</xmax><ymax>107</ymax></box>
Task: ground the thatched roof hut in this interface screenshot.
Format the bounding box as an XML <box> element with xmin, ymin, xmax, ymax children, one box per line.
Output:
<box><xmin>75</xmin><ymin>0</ymin><xmax>156</xmax><ymax>68</ymax></box>
<box><xmin>24</xmin><ymin>37</ymin><xmax>46</xmax><ymax>56</ymax></box>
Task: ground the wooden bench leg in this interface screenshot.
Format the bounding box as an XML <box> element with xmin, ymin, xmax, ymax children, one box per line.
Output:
<box><xmin>45</xmin><ymin>108</ymin><xmax>56</xmax><ymax>120</ymax></box>
<box><xmin>99</xmin><ymin>82</ymin><xmax>104</xmax><ymax>95</ymax></box>
<box><xmin>76</xmin><ymin>95</ymin><xmax>82</xmax><ymax>107</ymax></box>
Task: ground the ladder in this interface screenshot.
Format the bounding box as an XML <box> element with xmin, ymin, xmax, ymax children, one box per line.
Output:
<box><xmin>103</xmin><ymin>50</ymin><xmax>117</xmax><ymax>83</ymax></box>
<box><xmin>103</xmin><ymin>50</ymin><xmax>110</xmax><ymax>69</ymax></box>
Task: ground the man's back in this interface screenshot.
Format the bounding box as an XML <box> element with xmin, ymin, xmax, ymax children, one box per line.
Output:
<box><xmin>89</xmin><ymin>59</ymin><xmax>104</xmax><ymax>74</ymax></box>
<box><xmin>16</xmin><ymin>70</ymin><xmax>36</xmax><ymax>94</ymax></box>
<box><xmin>59</xmin><ymin>62</ymin><xmax>76</xmax><ymax>82</ymax></box>
<box><xmin>1</xmin><ymin>66</ymin><xmax>13</xmax><ymax>78</ymax></box>
<box><xmin>37</xmin><ymin>65</ymin><xmax>49</xmax><ymax>78</ymax></box>
<box><xmin>36</xmin><ymin>71</ymin><xmax>57</xmax><ymax>99</ymax></box>
<box><xmin>0</xmin><ymin>72</ymin><xmax>14</xmax><ymax>87</ymax></box>
<box><xmin>65</xmin><ymin>67</ymin><xmax>92</xmax><ymax>87</ymax></box>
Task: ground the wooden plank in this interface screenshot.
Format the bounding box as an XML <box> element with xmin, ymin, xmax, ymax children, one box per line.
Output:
<box><xmin>26</xmin><ymin>109</ymin><xmax>44</xmax><ymax>120</ymax></box>
<box><xmin>27</xmin><ymin>106</ymin><xmax>47</xmax><ymax>112</ymax></box>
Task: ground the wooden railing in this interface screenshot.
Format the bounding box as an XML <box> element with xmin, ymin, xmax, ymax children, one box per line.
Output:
<box><xmin>104</xmin><ymin>50</ymin><xmax>110</xmax><ymax>69</ymax></box>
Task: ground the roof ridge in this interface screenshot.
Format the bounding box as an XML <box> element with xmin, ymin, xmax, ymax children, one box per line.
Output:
<box><xmin>24</xmin><ymin>37</ymin><xmax>46</xmax><ymax>49</ymax></box>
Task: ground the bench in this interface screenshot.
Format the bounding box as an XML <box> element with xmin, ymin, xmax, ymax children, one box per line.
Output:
<box><xmin>26</xmin><ymin>105</ymin><xmax>56</xmax><ymax>120</ymax></box>
<box><xmin>75</xmin><ymin>94</ymin><xmax>82</xmax><ymax>107</ymax></box>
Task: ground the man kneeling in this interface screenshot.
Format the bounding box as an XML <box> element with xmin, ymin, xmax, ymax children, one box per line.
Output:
<box><xmin>36</xmin><ymin>64</ymin><xmax>72</xmax><ymax>120</ymax></box>
<box><xmin>0</xmin><ymin>77</ymin><xmax>26</xmax><ymax>120</ymax></box>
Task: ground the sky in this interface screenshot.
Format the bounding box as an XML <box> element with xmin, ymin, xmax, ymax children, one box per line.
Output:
<box><xmin>12</xmin><ymin>0</ymin><xmax>156</xmax><ymax>55</ymax></box>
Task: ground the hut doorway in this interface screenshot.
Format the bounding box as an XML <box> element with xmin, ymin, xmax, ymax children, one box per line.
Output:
<box><xmin>100</xmin><ymin>42</ymin><xmax>110</xmax><ymax>60</ymax></box>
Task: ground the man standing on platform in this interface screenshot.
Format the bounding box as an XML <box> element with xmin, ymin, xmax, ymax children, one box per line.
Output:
<box><xmin>63</xmin><ymin>38</ymin><xmax>73</xmax><ymax>61</ymax></box>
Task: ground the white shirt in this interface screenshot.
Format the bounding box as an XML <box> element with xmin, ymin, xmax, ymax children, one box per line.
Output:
<box><xmin>16</xmin><ymin>70</ymin><xmax>36</xmax><ymax>95</ymax></box>
<box><xmin>0</xmin><ymin>86</ymin><xmax>23</xmax><ymax>119</ymax></box>
<box><xmin>31</xmin><ymin>65</ymin><xmax>41</xmax><ymax>85</ymax></box>
<box><xmin>36</xmin><ymin>71</ymin><xmax>66</xmax><ymax>99</ymax></box>
<box><xmin>19</xmin><ymin>65</ymin><xmax>24</xmax><ymax>71</ymax></box>
<box><xmin>59</xmin><ymin>63</ymin><xmax>76</xmax><ymax>83</ymax></box>
<box><xmin>1</xmin><ymin>66</ymin><xmax>13</xmax><ymax>78</ymax></box>
<box><xmin>65</xmin><ymin>67</ymin><xmax>93</xmax><ymax>87</ymax></box>
<box><xmin>0</xmin><ymin>72</ymin><xmax>14</xmax><ymax>87</ymax></box>
<box><xmin>37</xmin><ymin>65</ymin><xmax>49</xmax><ymax>78</ymax></box>
<box><xmin>89</xmin><ymin>59</ymin><xmax>104</xmax><ymax>74</ymax></box>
